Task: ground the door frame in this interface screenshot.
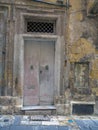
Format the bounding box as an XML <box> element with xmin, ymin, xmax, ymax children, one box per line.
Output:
<box><xmin>14</xmin><ymin>34</ymin><xmax>63</xmax><ymax>107</ymax></box>
<box><xmin>23</xmin><ymin>38</ymin><xmax>55</xmax><ymax>106</ymax></box>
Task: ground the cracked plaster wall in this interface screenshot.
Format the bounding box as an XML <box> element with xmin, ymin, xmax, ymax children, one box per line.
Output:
<box><xmin>0</xmin><ymin>0</ymin><xmax>98</xmax><ymax>115</ymax></box>
<box><xmin>65</xmin><ymin>0</ymin><xmax>98</xmax><ymax>103</ymax></box>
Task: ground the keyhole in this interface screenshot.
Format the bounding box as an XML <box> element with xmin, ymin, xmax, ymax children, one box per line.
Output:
<box><xmin>45</xmin><ymin>65</ymin><xmax>49</xmax><ymax>70</ymax></box>
<box><xmin>30</xmin><ymin>65</ymin><xmax>33</xmax><ymax>70</ymax></box>
<box><xmin>40</xmin><ymin>70</ymin><xmax>42</xmax><ymax>74</ymax></box>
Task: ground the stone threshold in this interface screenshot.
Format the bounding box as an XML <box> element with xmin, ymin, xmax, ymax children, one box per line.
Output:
<box><xmin>21</xmin><ymin>106</ymin><xmax>56</xmax><ymax>110</ymax></box>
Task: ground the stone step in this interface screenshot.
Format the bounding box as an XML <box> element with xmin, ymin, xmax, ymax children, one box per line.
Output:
<box><xmin>21</xmin><ymin>106</ymin><xmax>56</xmax><ymax>115</ymax></box>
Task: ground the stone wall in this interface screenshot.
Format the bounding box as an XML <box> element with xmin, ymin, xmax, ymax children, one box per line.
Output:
<box><xmin>0</xmin><ymin>0</ymin><xmax>98</xmax><ymax>115</ymax></box>
<box><xmin>64</xmin><ymin>0</ymin><xmax>98</xmax><ymax>115</ymax></box>
<box><xmin>66</xmin><ymin>0</ymin><xmax>98</xmax><ymax>98</ymax></box>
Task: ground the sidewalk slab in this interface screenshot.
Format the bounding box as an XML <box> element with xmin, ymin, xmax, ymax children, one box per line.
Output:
<box><xmin>0</xmin><ymin>115</ymin><xmax>98</xmax><ymax>130</ymax></box>
<box><xmin>75</xmin><ymin>118</ymin><xmax>98</xmax><ymax>130</ymax></box>
<box><xmin>58</xmin><ymin>126</ymin><xmax>70</xmax><ymax>130</ymax></box>
<box><xmin>10</xmin><ymin>126</ymin><xmax>33</xmax><ymax>130</ymax></box>
<box><xmin>1</xmin><ymin>126</ymin><xmax>10</xmax><ymax>130</ymax></box>
<box><xmin>13</xmin><ymin>116</ymin><xmax>21</xmax><ymax>125</ymax></box>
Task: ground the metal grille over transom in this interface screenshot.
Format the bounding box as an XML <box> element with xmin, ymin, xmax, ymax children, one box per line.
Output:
<box><xmin>27</xmin><ymin>20</ymin><xmax>55</xmax><ymax>33</ymax></box>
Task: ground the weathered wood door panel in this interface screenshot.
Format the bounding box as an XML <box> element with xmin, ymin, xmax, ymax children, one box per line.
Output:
<box><xmin>23</xmin><ymin>40</ymin><xmax>55</xmax><ymax>106</ymax></box>
<box><xmin>39</xmin><ymin>41</ymin><xmax>55</xmax><ymax>105</ymax></box>
<box><xmin>24</xmin><ymin>41</ymin><xmax>40</xmax><ymax>106</ymax></box>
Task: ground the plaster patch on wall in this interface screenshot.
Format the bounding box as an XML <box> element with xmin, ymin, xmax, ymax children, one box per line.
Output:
<box><xmin>68</xmin><ymin>38</ymin><xmax>95</xmax><ymax>62</ymax></box>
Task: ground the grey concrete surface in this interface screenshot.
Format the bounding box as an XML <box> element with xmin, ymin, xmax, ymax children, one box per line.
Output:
<box><xmin>0</xmin><ymin>115</ymin><xmax>98</xmax><ymax>130</ymax></box>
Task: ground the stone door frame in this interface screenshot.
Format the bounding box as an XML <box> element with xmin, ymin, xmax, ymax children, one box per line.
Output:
<box><xmin>14</xmin><ymin>12</ymin><xmax>65</xmax><ymax>108</ymax></box>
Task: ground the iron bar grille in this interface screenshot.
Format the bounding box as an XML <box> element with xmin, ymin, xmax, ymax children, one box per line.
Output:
<box><xmin>26</xmin><ymin>20</ymin><xmax>55</xmax><ymax>34</ymax></box>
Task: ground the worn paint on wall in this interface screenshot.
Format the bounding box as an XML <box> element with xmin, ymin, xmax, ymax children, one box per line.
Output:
<box><xmin>87</xmin><ymin>0</ymin><xmax>95</xmax><ymax>14</ymax></box>
<box><xmin>70</xmin><ymin>0</ymin><xmax>83</xmax><ymax>12</ymax></box>
<box><xmin>66</xmin><ymin>0</ymin><xmax>98</xmax><ymax>100</ymax></box>
<box><xmin>68</xmin><ymin>38</ymin><xmax>95</xmax><ymax>62</ymax></box>
<box><xmin>74</xmin><ymin>63</ymin><xmax>89</xmax><ymax>88</ymax></box>
<box><xmin>0</xmin><ymin>0</ymin><xmax>98</xmax><ymax>115</ymax></box>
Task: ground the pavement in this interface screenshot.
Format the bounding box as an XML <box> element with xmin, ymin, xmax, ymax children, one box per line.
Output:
<box><xmin>0</xmin><ymin>115</ymin><xmax>98</xmax><ymax>130</ymax></box>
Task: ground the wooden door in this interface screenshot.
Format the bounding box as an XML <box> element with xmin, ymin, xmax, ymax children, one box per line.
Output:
<box><xmin>23</xmin><ymin>40</ymin><xmax>55</xmax><ymax>106</ymax></box>
<box><xmin>24</xmin><ymin>40</ymin><xmax>40</xmax><ymax>106</ymax></box>
<box><xmin>39</xmin><ymin>41</ymin><xmax>55</xmax><ymax>105</ymax></box>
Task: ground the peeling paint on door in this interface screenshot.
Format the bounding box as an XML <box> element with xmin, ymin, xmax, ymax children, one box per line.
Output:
<box><xmin>23</xmin><ymin>40</ymin><xmax>55</xmax><ymax>106</ymax></box>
